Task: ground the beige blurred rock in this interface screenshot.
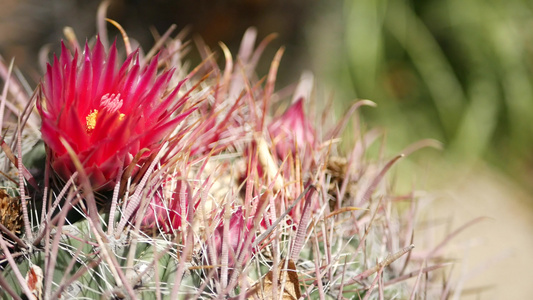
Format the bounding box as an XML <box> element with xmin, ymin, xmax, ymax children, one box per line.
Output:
<box><xmin>420</xmin><ymin>161</ymin><xmax>533</xmax><ymax>298</ymax></box>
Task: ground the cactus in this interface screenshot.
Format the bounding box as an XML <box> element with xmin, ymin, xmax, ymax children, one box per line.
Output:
<box><xmin>0</xmin><ymin>6</ymin><xmax>471</xmax><ymax>300</ymax></box>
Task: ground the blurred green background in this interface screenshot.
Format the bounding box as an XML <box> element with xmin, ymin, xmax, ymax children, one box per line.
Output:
<box><xmin>310</xmin><ymin>0</ymin><xmax>533</xmax><ymax>190</ymax></box>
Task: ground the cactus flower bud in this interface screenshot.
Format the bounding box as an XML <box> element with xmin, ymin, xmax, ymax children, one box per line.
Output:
<box><xmin>212</xmin><ymin>207</ymin><xmax>254</xmax><ymax>267</ymax></box>
<box><xmin>268</xmin><ymin>98</ymin><xmax>316</xmax><ymax>160</ymax></box>
<box><xmin>140</xmin><ymin>179</ymin><xmax>189</xmax><ymax>235</ymax></box>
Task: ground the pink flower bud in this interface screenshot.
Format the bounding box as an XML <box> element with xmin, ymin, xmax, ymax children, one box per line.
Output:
<box><xmin>140</xmin><ymin>179</ymin><xmax>189</xmax><ymax>235</ymax></box>
<box><xmin>268</xmin><ymin>98</ymin><xmax>316</xmax><ymax>160</ymax></box>
<box><xmin>212</xmin><ymin>207</ymin><xmax>254</xmax><ymax>267</ymax></box>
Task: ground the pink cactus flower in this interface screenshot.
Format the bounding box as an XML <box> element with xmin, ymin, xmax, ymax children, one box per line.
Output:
<box><xmin>38</xmin><ymin>39</ymin><xmax>192</xmax><ymax>191</ymax></box>
<box><xmin>212</xmin><ymin>207</ymin><xmax>254</xmax><ymax>267</ymax></box>
<box><xmin>268</xmin><ymin>98</ymin><xmax>316</xmax><ymax>160</ymax></box>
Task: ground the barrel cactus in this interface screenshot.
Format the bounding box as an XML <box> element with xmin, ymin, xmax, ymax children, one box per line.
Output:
<box><xmin>0</xmin><ymin>9</ymin><xmax>465</xmax><ymax>300</ymax></box>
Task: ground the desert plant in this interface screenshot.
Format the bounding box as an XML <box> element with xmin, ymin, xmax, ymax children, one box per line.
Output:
<box><xmin>0</xmin><ymin>4</ymin><xmax>475</xmax><ymax>299</ymax></box>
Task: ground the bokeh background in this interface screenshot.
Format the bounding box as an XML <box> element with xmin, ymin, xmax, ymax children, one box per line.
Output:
<box><xmin>1</xmin><ymin>0</ymin><xmax>533</xmax><ymax>297</ymax></box>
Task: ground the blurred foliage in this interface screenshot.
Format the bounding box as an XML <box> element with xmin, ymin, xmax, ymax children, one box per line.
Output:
<box><xmin>314</xmin><ymin>0</ymin><xmax>533</xmax><ymax>187</ymax></box>
<box><xmin>0</xmin><ymin>0</ymin><xmax>316</xmax><ymax>85</ymax></box>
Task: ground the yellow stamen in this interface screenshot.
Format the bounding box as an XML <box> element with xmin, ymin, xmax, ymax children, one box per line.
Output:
<box><xmin>86</xmin><ymin>93</ymin><xmax>127</xmax><ymax>134</ymax></box>
<box><xmin>86</xmin><ymin>109</ymin><xmax>99</xmax><ymax>133</ymax></box>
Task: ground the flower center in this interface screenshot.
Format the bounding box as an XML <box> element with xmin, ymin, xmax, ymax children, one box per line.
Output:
<box><xmin>85</xmin><ymin>93</ymin><xmax>126</xmax><ymax>134</ymax></box>
<box><xmin>101</xmin><ymin>93</ymin><xmax>124</xmax><ymax>113</ymax></box>
<box><xmin>86</xmin><ymin>109</ymin><xmax>99</xmax><ymax>133</ymax></box>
